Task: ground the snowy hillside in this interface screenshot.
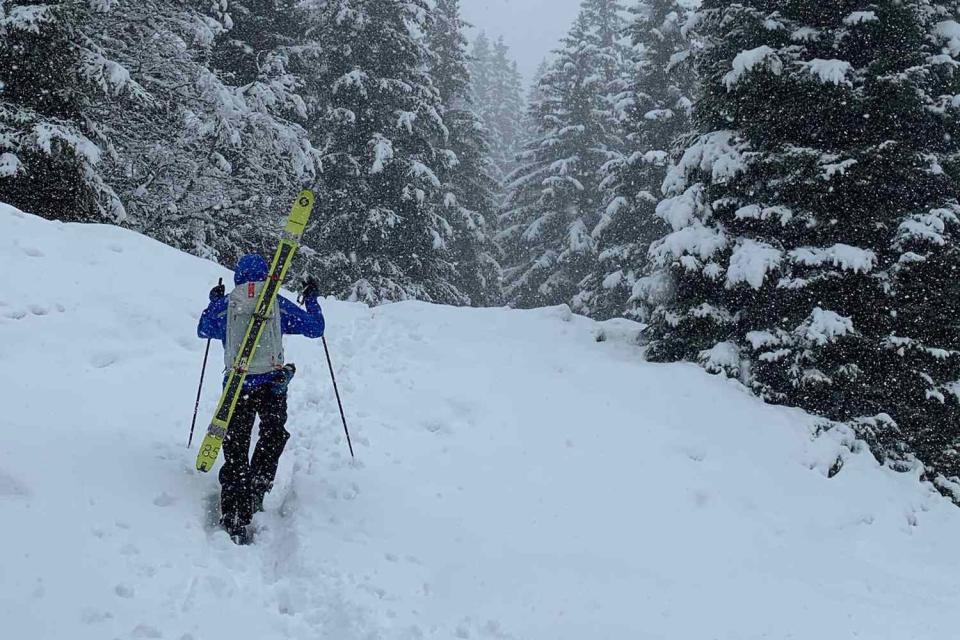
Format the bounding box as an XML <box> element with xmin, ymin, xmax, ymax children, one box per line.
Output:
<box><xmin>2</xmin><ymin>203</ymin><xmax>960</xmax><ymax>640</ymax></box>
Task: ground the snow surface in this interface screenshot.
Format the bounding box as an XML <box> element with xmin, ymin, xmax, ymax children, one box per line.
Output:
<box><xmin>3</xmin><ymin>203</ymin><xmax>960</xmax><ymax>639</ymax></box>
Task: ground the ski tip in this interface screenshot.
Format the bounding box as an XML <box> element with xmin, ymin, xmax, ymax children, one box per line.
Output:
<box><xmin>296</xmin><ymin>190</ymin><xmax>314</xmax><ymax>208</ymax></box>
<box><xmin>286</xmin><ymin>191</ymin><xmax>315</xmax><ymax>237</ymax></box>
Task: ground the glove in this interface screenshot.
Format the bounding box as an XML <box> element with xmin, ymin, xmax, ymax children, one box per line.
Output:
<box><xmin>300</xmin><ymin>275</ymin><xmax>320</xmax><ymax>304</ymax></box>
<box><xmin>209</xmin><ymin>281</ymin><xmax>226</xmax><ymax>301</ymax></box>
<box><xmin>271</xmin><ymin>363</ymin><xmax>296</xmax><ymax>396</ymax></box>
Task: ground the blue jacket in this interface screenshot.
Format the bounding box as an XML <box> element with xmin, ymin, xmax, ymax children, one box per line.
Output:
<box><xmin>198</xmin><ymin>255</ymin><xmax>325</xmax><ymax>389</ymax></box>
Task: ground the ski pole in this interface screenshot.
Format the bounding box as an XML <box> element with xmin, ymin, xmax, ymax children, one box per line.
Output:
<box><xmin>188</xmin><ymin>278</ymin><xmax>222</xmax><ymax>448</ymax></box>
<box><xmin>322</xmin><ymin>336</ymin><xmax>355</xmax><ymax>459</ymax></box>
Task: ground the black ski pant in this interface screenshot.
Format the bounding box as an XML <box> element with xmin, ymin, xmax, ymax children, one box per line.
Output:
<box><xmin>219</xmin><ymin>384</ymin><xmax>289</xmax><ymax>530</ymax></box>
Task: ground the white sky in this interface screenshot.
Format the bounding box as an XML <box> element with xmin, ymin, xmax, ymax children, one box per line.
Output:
<box><xmin>459</xmin><ymin>0</ymin><xmax>583</xmax><ymax>83</ymax></box>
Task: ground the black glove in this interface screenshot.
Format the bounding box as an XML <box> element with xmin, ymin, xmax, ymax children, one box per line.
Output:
<box><xmin>299</xmin><ymin>275</ymin><xmax>320</xmax><ymax>304</ymax></box>
<box><xmin>271</xmin><ymin>363</ymin><xmax>296</xmax><ymax>396</ymax></box>
<box><xmin>209</xmin><ymin>280</ymin><xmax>226</xmax><ymax>301</ymax></box>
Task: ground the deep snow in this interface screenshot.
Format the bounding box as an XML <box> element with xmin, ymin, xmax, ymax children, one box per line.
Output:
<box><xmin>2</xmin><ymin>203</ymin><xmax>960</xmax><ymax>639</ymax></box>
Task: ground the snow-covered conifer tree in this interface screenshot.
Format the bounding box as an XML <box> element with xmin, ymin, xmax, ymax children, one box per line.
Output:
<box><xmin>468</xmin><ymin>33</ymin><xmax>495</xmax><ymax>115</ymax></box>
<box><xmin>427</xmin><ymin>0</ymin><xmax>502</xmax><ymax>305</ymax></box>
<box><xmin>468</xmin><ymin>34</ymin><xmax>526</xmax><ymax>186</ymax></box>
<box><xmin>487</xmin><ymin>38</ymin><xmax>526</xmax><ymax>183</ymax></box>
<box><xmin>200</xmin><ymin>0</ymin><xmax>320</xmax><ymax>260</ymax></box>
<box><xmin>499</xmin><ymin>0</ymin><xmax>628</xmax><ymax>309</ymax></box>
<box><xmin>88</xmin><ymin>1</ymin><xmax>319</xmax><ymax>264</ymax></box>
<box><xmin>0</xmin><ymin>0</ymin><xmax>124</xmax><ymax>222</ymax></box>
<box><xmin>211</xmin><ymin>0</ymin><xmax>302</xmax><ymax>86</ymax></box>
<box><xmin>301</xmin><ymin>0</ymin><xmax>465</xmax><ymax>305</ymax></box>
<box><xmin>577</xmin><ymin>0</ymin><xmax>698</xmax><ymax>320</ymax></box>
<box><xmin>645</xmin><ymin>0</ymin><xmax>960</xmax><ymax>482</ymax></box>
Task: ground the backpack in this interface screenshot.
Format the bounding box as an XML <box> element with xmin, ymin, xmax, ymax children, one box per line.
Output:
<box><xmin>224</xmin><ymin>281</ymin><xmax>284</xmax><ymax>375</ymax></box>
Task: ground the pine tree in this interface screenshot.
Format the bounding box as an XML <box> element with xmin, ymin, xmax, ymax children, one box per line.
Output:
<box><xmin>89</xmin><ymin>0</ymin><xmax>319</xmax><ymax>264</ymax></box>
<box><xmin>499</xmin><ymin>0</ymin><xmax>628</xmax><ymax>309</ymax></box>
<box><xmin>211</xmin><ymin>0</ymin><xmax>303</xmax><ymax>86</ymax></box>
<box><xmin>468</xmin><ymin>33</ymin><xmax>526</xmax><ymax>186</ymax></box>
<box><xmin>0</xmin><ymin>0</ymin><xmax>124</xmax><ymax>222</ymax></box>
<box><xmin>577</xmin><ymin>0</ymin><xmax>698</xmax><ymax>320</ymax></box>
<box><xmin>0</xmin><ymin>0</ymin><xmax>319</xmax><ymax>262</ymax></box>
<box><xmin>201</xmin><ymin>0</ymin><xmax>320</xmax><ymax>262</ymax></box>
<box><xmin>488</xmin><ymin>38</ymin><xmax>526</xmax><ymax>183</ymax></box>
<box><xmin>429</xmin><ymin>0</ymin><xmax>472</xmax><ymax>108</ymax></box>
<box><xmin>645</xmin><ymin>1</ymin><xmax>960</xmax><ymax>483</ymax></box>
<box><xmin>301</xmin><ymin>0</ymin><xmax>465</xmax><ymax>305</ymax></box>
<box><xmin>427</xmin><ymin>0</ymin><xmax>502</xmax><ymax>306</ymax></box>
<box><xmin>520</xmin><ymin>59</ymin><xmax>551</xmax><ymax>146</ymax></box>
<box><xmin>468</xmin><ymin>32</ymin><xmax>495</xmax><ymax>118</ymax></box>
<box><xmin>526</xmin><ymin>60</ymin><xmax>551</xmax><ymax>107</ymax></box>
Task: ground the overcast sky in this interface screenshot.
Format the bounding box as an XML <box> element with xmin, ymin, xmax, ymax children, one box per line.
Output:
<box><xmin>459</xmin><ymin>0</ymin><xmax>583</xmax><ymax>84</ymax></box>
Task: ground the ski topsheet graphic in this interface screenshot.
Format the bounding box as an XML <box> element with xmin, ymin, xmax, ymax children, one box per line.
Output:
<box><xmin>196</xmin><ymin>190</ymin><xmax>315</xmax><ymax>473</ymax></box>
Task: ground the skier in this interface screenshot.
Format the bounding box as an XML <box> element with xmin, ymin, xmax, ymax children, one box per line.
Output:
<box><xmin>197</xmin><ymin>253</ymin><xmax>325</xmax><ymax>544</ymax></box>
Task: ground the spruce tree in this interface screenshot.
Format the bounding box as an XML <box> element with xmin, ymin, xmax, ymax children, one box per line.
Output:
<box><xmin>201</xmin><ymin>0</ymin><xmax>320</xmax><ymax>262</ymax></box>
<box><xmin>301</xmin><ymin>0</ymin><xmax>464</xmax><ymax>304</ymax></box>
<box><xmin>645</xmin><ymin>1</ymin><xmax>960</xmax><ymax>482</ymax></box>
<box><xmin>499</xmin><ymin>0</ymin><xmax>628</xmax><ymax>309</ymax></box>
<box><xmin>427</xmin><ymin>0</ymin><xmax>502</xmax><ymax>306</ymax></box>
<box><xmin>0</xmin><ymin>0</ymin><xmax>123</xmax><ymax>222</ymax></box>
<box><xmin>519</xmin><ymin>60</ymin><xmax>551</xmax><ymax>148</ymax></box>
<box><xmin>90</xmin><ymin>0</ymin><xmax>319</xmax><ymax>264</ymax></box>
<box><xmin>468</xmin><ymin>34</ymin><xmax>526</xmax><ymax>186</ymax></box>
<box><xmin>468</xmin><ymin>32</ymin><xmax>495</xmax><ymax>120</ymax></box>
<box><xmin>211</xmin><ymin>0</ymin><xmax>303</xmax><ymax>86</ymax></box>
<box><xmin>487</xmin><ymin>38</ymin><xmax>526</xmax><ymax>184</ymax></box>
<box><xmin>577</xmin><ymin>0</ymin><xmax>698</xmax><ymax>320</ymax></box>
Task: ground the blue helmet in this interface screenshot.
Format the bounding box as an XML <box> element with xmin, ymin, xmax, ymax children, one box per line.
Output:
<box><xmin>234</xmin><ymin>254</ymin><xmax>269</xmax><ymax>285</ymax></box>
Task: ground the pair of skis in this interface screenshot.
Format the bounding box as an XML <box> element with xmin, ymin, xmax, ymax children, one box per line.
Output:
<box><xmin>195</xmin><ymin>191</ymin><xmax>315</xmax><ymax>473</ymax></box>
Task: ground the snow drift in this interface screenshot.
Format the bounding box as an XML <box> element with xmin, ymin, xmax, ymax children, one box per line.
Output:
<box><xmin>1</xmin><ymin>203</ymin><xmax>959</xmax><ymax>639</ymax></box>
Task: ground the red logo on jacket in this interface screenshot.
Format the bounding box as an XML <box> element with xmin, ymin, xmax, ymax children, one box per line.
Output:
<box><xmin>247</xmin><ymin>283</ymin><xmax>255</xmax><ymax>298</ymax></box>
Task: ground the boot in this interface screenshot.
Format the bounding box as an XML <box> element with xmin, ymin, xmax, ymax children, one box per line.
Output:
<box><xmin>251</xmin><ymin>478</ymin><xmax>273</xmax><ymax>514</ymax></box>
<box><xmin>221</xmin><ymin>515</ymin><xmax>252</xmax><ymax>546</ymax></box>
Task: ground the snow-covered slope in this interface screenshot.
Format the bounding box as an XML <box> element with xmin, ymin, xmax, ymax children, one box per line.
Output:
<box><xmin>2</xmin><ymin>203</ymin><xmax>960</xmax><ymax>640</ymax></box>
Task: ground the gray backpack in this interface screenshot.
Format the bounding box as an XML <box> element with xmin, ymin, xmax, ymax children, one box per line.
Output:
<box><xmin>224</xmin><ymin>281</ymin><xmax>284</xmax><ymax>376</ymax></box>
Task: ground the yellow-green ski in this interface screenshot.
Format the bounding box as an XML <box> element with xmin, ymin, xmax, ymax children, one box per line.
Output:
<box><xmin>196</xmin><ymin>190</ymin><xmax>315</xmax><ymax>472</ymax></box>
